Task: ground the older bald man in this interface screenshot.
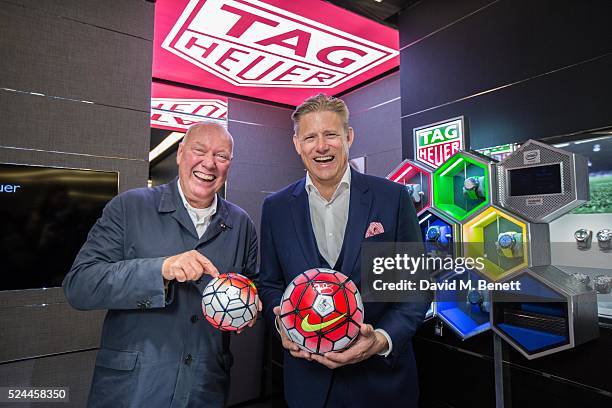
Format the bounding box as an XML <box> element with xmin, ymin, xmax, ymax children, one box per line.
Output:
<box><xmin>64</xmin><ymin>122</ymin><xmax>258</xmax><ymax>407</ymax></box>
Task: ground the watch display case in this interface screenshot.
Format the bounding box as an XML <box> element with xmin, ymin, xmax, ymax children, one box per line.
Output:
<box><xmin>432</xmin><ymin>151</ymin><xmax>496</xmax><ymax>222</ymax></box>
<box><xmin>386</xmin><ymin>159</ymin><xmax>433</xmax><ymax>215</ymax></box>
<box><xmin>418</xmin><ymin>208</ymin><xmax>461</xmax><ymax>260</ymax></box>
<box><xmin>462</xmin><ymin>206</ymin><xmax>550</xmax><ymax>281</ymax></box>
<box><xmin>435</xmin><ymin>268</ymin><xmax>491</xmax><ymax>339</ymax></box>
<box><xmin>556</xmin><ymin>266</ymin><xmax>612</xmax><ymax>322</ymax></box>
<box><xmin>497</xmin><ymin>139</ymin><xmax>589</xmax><ymax>223</ymax></box>
<box><xmin>491</xmin><ymin>265</ymin><xmax>599</xmax><ymax>359</ymax></box>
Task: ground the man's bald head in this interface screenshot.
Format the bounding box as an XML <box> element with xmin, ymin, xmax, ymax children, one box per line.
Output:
<box><xmin>182</xmin><ymin>121</ymin><xmax>234</xmax><ymax>157</ymax></box>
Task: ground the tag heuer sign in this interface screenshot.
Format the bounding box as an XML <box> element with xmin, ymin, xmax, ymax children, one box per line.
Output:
<box><xmin>151</xmin><ymin>98</ymin><xmax>228</xmax><ymax>132</ymax></box>
<box><xmin>161</xmin><ymin>0</ymin><xmax>398</xmax><ymax>88</ymax></box>
<box><xmin>414</xmin><ymin>118</ymin><xmax>466</xmax><ymax>169</ymax></box>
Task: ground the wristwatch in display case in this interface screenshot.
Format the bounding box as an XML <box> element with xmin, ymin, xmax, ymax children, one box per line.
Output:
<box><xmin>426</xmin><ymin>225</ymin><xmax>452</xmax><ymax>245</ymax></box>
<box><xmin>496</xmin><ymin>231</ymin><xmax>523</xmax><ymax>258</ymax></box>
<box><xmin>463</xmin><ymin>176</ymin><xmax>485</xmax><ymax>200</ymax></box>
<box><xmin>467</xmin><ymin>290</ymin><xmax>489</xmax><ymax>313</ymax></box>
<box><xmin>405</xmin><ymin>183</ymin><xmax>424</xmax><ymax>204</ymax></box>
<box><xmin>569</xmin><ymin>272</ymin><xmax>591</xmax><ymax>288</ymax></box>
<box><xmin>574</xmin><ymin>229</ymin><xmax>592</xmax><ymax>250</ymax></box>
<box><xmin>596</xmin><ymin>229</ymin><xmax>612</xmax><ymax>250</ymax></box>
<box><xmin>594</xmin><ymin>275</ymin><xmax>612</xmax><ymax>294</ymax></box>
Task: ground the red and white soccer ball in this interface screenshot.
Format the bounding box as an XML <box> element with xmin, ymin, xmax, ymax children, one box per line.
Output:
<box><xmin>279</xmin><ymin>268</ymin><xmax>364</xmax><ymax>354</ymax></box>
<box><xmin>202</xmin><ymin>273</ymin><xmax>258</xmax><ymax>332</ymax></box>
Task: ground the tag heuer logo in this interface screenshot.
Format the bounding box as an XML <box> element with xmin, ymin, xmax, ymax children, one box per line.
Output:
<box><xmin>414</xmin><ymin>118</ymin><xmax>465</xmax><ymax>169</ymax></box>
<box><xmin>161</xmin><ymin>0</ymin><xmax>398</xmax><ymax>88</ymax></box>
<box><xmin>151</xmin><ymin>98</ymin><xmax>227</xmax><ymax>131</ymax></box>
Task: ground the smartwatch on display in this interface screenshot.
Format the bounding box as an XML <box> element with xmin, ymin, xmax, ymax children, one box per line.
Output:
<box><xmin>426</xmin><ymin>225</ymin><xmax>441</xmax><ymax>242</ymax></box>
<box><xmin>425</xmin><ymin>225</ymin><xmax>452</xmax><ymax>257</ymax></box>
<box><xmin>466</xmin><ymin>290</ymin><xmax>489</xmax><ymax>313</ymax></box>
<box><xmin>569</xmin><ymin>272</ymin><xmax>591</xmax><ymax>288</ymax></box>
<box><xmin>405</xmin><ymin>183</ymin><xmax>424</xmax><ymax>204</ymax></box>
<box><xmin>574</xmin><ymin>229</ymin><xmax>593</xmax><ymax>250</ymax></box>
<box><xmin>596</xmin><ymin>229</ymin><xmax>612</xmax><ymax>250</ymax></box>
<box><xmin>496</xmin><ymin>231</ymin><xmax>523</xmax><ymax>258</ymax></box>
<box><xmin>594</xmin><ymin>275</ymin><xmax>612</xmax><ymax>294</ymax></box>
<box><xmin>463</xmin><ymin>176</ymin><xmax>485</xmax><ymax>201</ymax></box>
<box><xmin>426</xmin><ymin>225</ymin><xmax>452</xmax><ymax>245</ymax></box>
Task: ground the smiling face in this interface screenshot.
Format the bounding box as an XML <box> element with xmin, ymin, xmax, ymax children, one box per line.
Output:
<box><xmin>176</xmin><ymin>123</ymin><xmax>233</xmax><ymax>208</ymax></box>
<box><xmin>293</xmin><ymin>110</ymin><xmax>354</xmax><ymax>195</ymax></box>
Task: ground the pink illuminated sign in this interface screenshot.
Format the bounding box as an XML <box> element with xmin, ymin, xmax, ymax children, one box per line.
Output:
<box><xmin>151</xmin><ymin>82</ymin><xmax>228</xmax><ymax>132</ymax></box>
<box><xmin>154</xmin><ymin>0</ymin><xmax>399</xmax><ymax>105</ymax></box>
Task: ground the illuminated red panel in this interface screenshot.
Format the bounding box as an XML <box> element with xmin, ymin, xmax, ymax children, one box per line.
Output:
<box><xmin>153</xmin><ymin>0</ymin><xmax>399</xmax><ymax>106</ymax></box>
<box><xmin>151</xmin><ymin>81</ymin><xmax>228</xmax><ymax>132</ymax></box>
<box><xmin>386</xmin><ymin>159</ymin><xmax>433</xmax><ymax>215</ymax></box>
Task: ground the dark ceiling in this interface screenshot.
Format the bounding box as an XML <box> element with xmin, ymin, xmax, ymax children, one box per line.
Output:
<box><xmin>326</xmin><ymin>0</ymin><xmax>419</xmax><ymax>28</ymax></box>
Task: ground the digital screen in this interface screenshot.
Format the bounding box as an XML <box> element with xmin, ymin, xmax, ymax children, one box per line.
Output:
<box><xmin>555</xmin><ymin>134</ymin><xmax>612</xmax><ymax>214</ymax></box>
<box><xmin>0</xmin><ymin>164</ymin><xmax>118</xmax><ymax>291</ymax></box>
<box><xmin>509</xmin><ymin>164</ymin><xmax>562</xmax><ymax>196</ymax></box>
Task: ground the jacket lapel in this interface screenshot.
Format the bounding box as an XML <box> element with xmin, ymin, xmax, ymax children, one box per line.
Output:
<box><xmin>199</xmin><ymin>197</ymin><xmax>231</xmax><ymax>245</ymax></box>
<box><xmin>341</xmin><ymin>169</ymin><xmax>373</xmax><ymax>278</ymax></box>
<box><xmin>290</xmin><ymin>179</ymin><xmax>321</xmax><ymax>266</ymax></box>
<box><xmin>158</xmin><ymin>178</ymin><xmax>199</xmax><ymax>241</ymax></box>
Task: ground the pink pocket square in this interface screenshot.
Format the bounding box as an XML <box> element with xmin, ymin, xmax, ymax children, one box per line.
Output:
<box><xmin>365</xmin><ymin>222</ymin><xmax>385</xmax><ymax>238</ymax></box>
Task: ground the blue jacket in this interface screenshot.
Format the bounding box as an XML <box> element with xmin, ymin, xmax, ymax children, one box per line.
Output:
<box><xmin>259</xmin><ymin>168</ymin><xmax>429</xmax><ymax>408</ymax></box>
<box><xmin>63</xmin><ymin>179</ymin><xmax>257</xmax><ymax>408</ymax></box>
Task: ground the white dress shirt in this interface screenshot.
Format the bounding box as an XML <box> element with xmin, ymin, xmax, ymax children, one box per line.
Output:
<box><xmin>304</xmin><ymin>167</ymin><xmax>392</xmax><ymax>357</ymax></box>
<box><xmin>305</xmin><ymin>167</ymin><xmax>351</xmax><ymax>268</ymax></box>
<box><xmin>177</xmin><ymin>181</ymin><xmax>217</xmax><ymax>238</ymax></box>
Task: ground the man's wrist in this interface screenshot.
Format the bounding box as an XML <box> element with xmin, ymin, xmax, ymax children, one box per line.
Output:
<box><xmin>274</xmin><ymin>316</ymin><xmax>282</xmax><ymax>335</ymax></box>
<box><xmin>374</xmin><ymin>328</ymin><xmax>392</xmax><ymax>357</ymax></box>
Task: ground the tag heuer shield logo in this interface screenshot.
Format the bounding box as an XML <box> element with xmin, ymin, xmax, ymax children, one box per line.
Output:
<box><xmin>161</xmin><ymin>0</ymin><xmax>398</xmax><ymax>88</ymax></box>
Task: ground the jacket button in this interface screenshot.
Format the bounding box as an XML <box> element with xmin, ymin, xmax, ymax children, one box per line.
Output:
<box><xmin>184</xmin><ymin>354</ymin><xmax>192</xmax><ymax>365</ymax></box>
<box><xmin>190</xmin><ymin>315</ymin><xmax>198</xmax><ymax>323</ymax></box>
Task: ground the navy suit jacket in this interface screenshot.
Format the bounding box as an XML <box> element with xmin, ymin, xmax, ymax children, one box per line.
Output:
<box><xmin>63</xmin><ymin>179</ymin><xmax>257</xmax><ymax>408</ymax></box>
<box><xmin>259</xmin><ymin>169</ymin><xmax>429</xmax><ymax>408</ymax></box>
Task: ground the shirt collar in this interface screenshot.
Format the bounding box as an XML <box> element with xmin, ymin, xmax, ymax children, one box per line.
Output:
<box><xmin>305</xmin><ymin>165</ymin><xmax>351</xmax><ymax>201</ymax></box>
<box><xmin>177</xmin><ymin>179</ymin><xmax>217</xmax><ymax>221</ymax></box>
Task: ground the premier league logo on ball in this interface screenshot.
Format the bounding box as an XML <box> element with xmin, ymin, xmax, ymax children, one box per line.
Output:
<box><xmin>279</xmin><ymin>268</ymin><xmax>364</xmax><ymax>354</ymax></box>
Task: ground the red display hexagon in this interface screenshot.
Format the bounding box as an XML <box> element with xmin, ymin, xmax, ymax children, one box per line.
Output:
<box><xmin>386</xmin><ymin>159</ymin><xmax>433</xmax><ymax>215</ymax></box>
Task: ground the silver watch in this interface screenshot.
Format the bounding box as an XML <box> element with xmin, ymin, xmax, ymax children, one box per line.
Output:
<box><xmin>574</xmin><ymin>229</ymin><xmax>592</xmax><ymax>250</ymax></box>
<box><xmin>594</xmin><ymin>275</ymin><xmax>612</xmax><ymax>294</ymax></box>
<box><xmin>569</xmin><ymin>272</ymin><xmax>591</xmax><ymax>288</ymax></box>
<box><xmin>596</xmin><ymin>229</ymin><xmax>612</xmax><ymax>250</ymax></box>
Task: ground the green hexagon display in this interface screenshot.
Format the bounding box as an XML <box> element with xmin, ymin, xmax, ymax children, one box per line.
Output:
<box><xmin>432</xmin><ymin>151</ymin><xmax>494</xmax><ymax>222</ymax></box>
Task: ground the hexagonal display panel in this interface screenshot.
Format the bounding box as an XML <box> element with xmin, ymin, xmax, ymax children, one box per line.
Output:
<box><xmin>436</xmin><ymin>268</ymin><xmax>491</xmax><ymax>339</ymax></box>
<box><xmin>418</xmin><ymin>209</ymin><xmax>461</xmax><ymax>260</ymax></box>
<box><xmin>432</xmin><ymin>151</ymin><xmax>495</xmax><ymax>222</ymax></box>
<box><xmin>462</xmin><ymin>207</ymin><xmax>550</xmax><ymax>282</ymax></box>
<box><xmin>497</xmin><ymin>139</ymin><xmax>589</xmax><ymax>223</ymax></box>
<box><xmin>491</xmin><ymin>266</ymin><xmax>599</xmax><ymax>359</ymax></box>
<box><xmin>387</xmin><ymin>159</ymin><xmax>433</xmax><ymax>215</ymax></box>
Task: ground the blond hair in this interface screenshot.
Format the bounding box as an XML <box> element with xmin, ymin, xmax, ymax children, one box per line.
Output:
<box><xmin>292</xmin><ymin>94</ymin><xmax>349</xmax><ymax>133</ymax></box>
